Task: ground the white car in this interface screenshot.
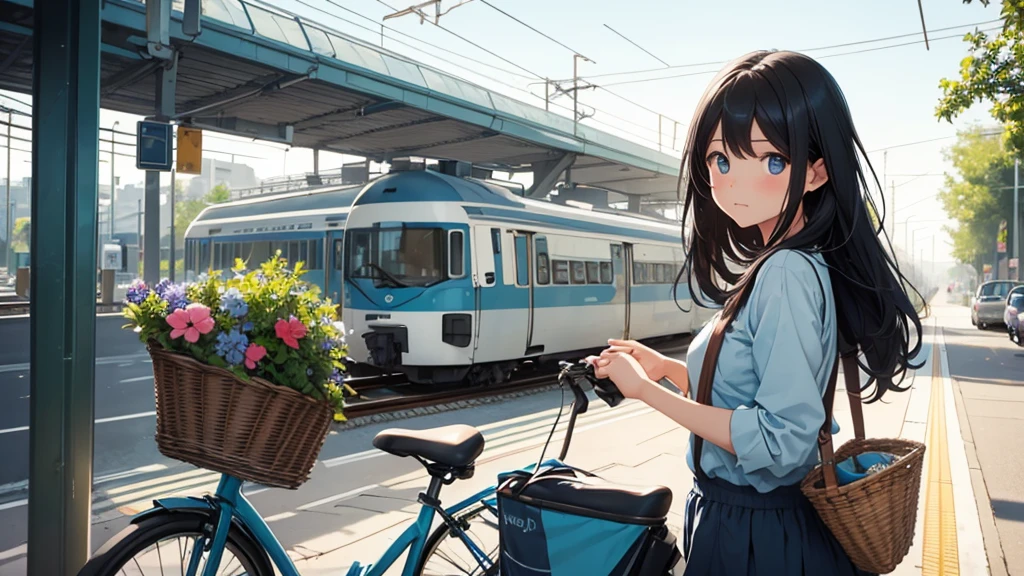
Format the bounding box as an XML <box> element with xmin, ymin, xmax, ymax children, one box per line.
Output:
<box><xmin>1006</xmin><ymin>291</ymin><xmax>1024</xmax><ymax>344</ymax></box>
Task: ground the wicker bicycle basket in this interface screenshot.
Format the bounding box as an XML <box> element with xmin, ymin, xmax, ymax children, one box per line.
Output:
<box><xmin>148</xmin><ymin>345</ymin><xmax>334</xmax><ymax>489</ymax></box>
<box><xmin>800</xmin><ymin>437</ymin><xmax>926</xmax><ymax>574</ymax></box>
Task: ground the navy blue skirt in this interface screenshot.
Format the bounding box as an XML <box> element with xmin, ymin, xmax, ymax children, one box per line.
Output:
<box><xmin>680</xmin><ymin>476</ymin><xmax>877</xmax><ymax>576</ymax></box>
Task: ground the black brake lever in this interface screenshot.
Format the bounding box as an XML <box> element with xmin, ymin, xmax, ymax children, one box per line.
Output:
<box><xmin>565</xmin><ymin>359</ymin><xmax>625</xmax><ymax>408</ymax></box>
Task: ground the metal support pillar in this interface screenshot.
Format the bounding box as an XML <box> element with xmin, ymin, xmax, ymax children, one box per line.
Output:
<box><xmin>169</xmin><ymin>168</ymin><xmax>176</xmax><ymax>281</ymax></box>
<box><xmin>628</xmin><ymin>195</ymin><xmax>642</xmax><ymax>213</ymax></box>
<box><xmin>527</xmin><ymin>153</ymin><xmax>576</xmax><ymax>198</ymax></box>
<box><xmin>313</xmin><ymin>148</ymin><xmax>320</xmax><ymax>176</ymax></box>
<box><xmin>144</xmin><ymin>54</ymin><xmax>177</xmax><ymax>285</ymax></box>
<box><xmin>27</xmin><ymin>0</ymin><xmax>101</xmax><ymax>573</ymax></box>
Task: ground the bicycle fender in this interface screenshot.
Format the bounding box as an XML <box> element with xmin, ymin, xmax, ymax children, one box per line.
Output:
<box><xmin>131</xmin><ymin>496</ymin><xmax>215</xmax><ymax>524</ymax></box>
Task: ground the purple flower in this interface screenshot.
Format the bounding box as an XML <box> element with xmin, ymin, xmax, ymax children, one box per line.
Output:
<box><xmin>151</xmin><ymin>279</ymin><xmax>187</xmax><ymax>311</ymax></box>
<box><xmin>126</xmin><ymin>280</ymin><xmax>151</xmax><ymax>305</ymax></box>
<box><xmin>242</xmin><ymin>321</ymin><xmax>254</xmax><ymax>333</ymax></box>
<box><xmin>161</xmin><ymin>284</ymin><xmax>188</xmax><ymax>311</ymax></box>
<box><xmin>215</xmin><ymin>329</ymin><xmax>249</xmax><ymax>366</ymax></box>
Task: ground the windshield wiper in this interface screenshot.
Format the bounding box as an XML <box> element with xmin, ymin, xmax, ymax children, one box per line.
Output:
<box><xmin>350</xmin><ymin>263</ymin><xmax>411</xmax><ymax>288</ymax></box>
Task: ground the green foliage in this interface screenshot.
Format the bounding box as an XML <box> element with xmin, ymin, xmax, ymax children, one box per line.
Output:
<box><xmin>173</xmin><ymin>183</ymin><xmax>231</xmax><ymax>247</ymax></box>
<box><xmin>937</xmin><ymin>0</ymin><xmax>1024</xmax><ymax>153</ymax></box>
<box><xmin>11</xmin><ymin>217</ymin><xmax>29</xmax><ymax>252</ymax></box>
<box><xmin>937</xmin><ymin>125</ymin><xmax>1015</xmax><ymax>264</ymax></box>
<box><xmin>122</xmin><ymin>253</ymin><xmax>351</xmax><ymax>418</ymax></box>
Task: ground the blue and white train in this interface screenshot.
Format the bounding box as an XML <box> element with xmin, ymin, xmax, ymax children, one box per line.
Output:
<box><xmin>184</xmin><ymin>165</ymin><xmax>714</xmax><ymax>385</ymax></box>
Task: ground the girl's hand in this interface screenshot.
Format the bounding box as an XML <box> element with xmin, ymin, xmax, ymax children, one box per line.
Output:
<box><xmin>601</xmin><ymin>339</ymin><xmax>668</xmax><ymax>381</ymax></box>
<box><xmin>586</xmin><ymin>352</ymin><xmax>655</xmax><ymax>401</ymax></box>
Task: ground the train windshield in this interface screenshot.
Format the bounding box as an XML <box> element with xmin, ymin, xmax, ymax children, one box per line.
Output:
<box><xmin>345</xmin><ymin>227</ymin><xmax>446</xmax><ymax>288</ymax></box>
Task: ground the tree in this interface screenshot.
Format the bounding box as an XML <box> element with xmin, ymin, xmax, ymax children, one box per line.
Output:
<box><xmin>936</xmin><ymin>1</ymin><xmax>1024</xmax><ymax>153</ymax></box>
<box><xmin>173</xmin><ymin>183</ymin><xmax>230</xmax><ymax>247</ymax></box>
<box><xmin>938</xmin><ymin>125</ymin><xmax>1016</xmax><ymax>268</ymax></box>
<box><xmin>11</xmin><ymin>217</ymin><xmax>30</xmax><ymax>252</ymax></box>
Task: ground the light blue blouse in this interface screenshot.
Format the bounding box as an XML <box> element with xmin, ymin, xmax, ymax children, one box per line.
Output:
<box><xmin>684</xmin><ymin>249</ymin><xmax>838</xmax><ymax>493</ymax></box>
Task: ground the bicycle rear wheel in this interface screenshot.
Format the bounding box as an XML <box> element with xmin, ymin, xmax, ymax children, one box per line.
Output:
<box><xmin>417</xmin><ymin>503</ymin><xmax>500</xmax><ymax>576</ymax></box>
<box><xmin>78</xmin><ymin>511</ymin><xmax>274</xmax><ymax>576</ymax></box>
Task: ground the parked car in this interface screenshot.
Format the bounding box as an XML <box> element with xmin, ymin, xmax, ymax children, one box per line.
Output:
<box><xmin>972</xmin><ymin>280</ymin><xmax>1024</xmax><ymax>329</ymax></box>
<box><xmin>1006</xmin><ymin>290</ymin><xmax>1024</xmax><ymax>343</ymax></box>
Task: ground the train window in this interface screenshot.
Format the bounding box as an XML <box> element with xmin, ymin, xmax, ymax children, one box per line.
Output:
<box><xmin>333</xmin><ymin>239</ymin><xmax>344</xmax><ymax>270</ymax></box>
<box><xmin>633</xmin><ymin>262</ymin><xmax>645</xmax><ymax>284</ymax></box>
<box><xmin>585</xmin><ymin>261</ymin><xmax>600</xmax><ymax>284</ymax></box>
<box><xmin>298</xmin><ymin>241</ymin><xmax>309</xmax><ymax>266</ymax></box>
<box><xmin>600</xmin><ymin>261</ymin><xmax>612</xmax><ymax>284</ymax></box>
<box><xmin>553</xmin><ymin>260</ymin><xmax>569</xmax><ymax>284</ymax></box>
<box><xmin>490</xmin><ymin>228</ymin><xmax>501</xmax><ymax>254</ymax></box>
<box><xmin>449</xmin><ymin>230</ymin><xmax>465</xmax><ymax>278</ymax></box>
<box><xmin>571</xmin><ymin>261</ymin><xmax>586</xmax><ymax>284</ymax></box>
<box><xmin>648</xmin><ymin>263</ymin><xmax>659</xmax><ymax>283</ymax></box>
<box><xmin>514</xmin><ymin>236</ymin><xmax>529</xmax><ymax>286</ymax></box>
<box><xmin>536</xmin><ymin>253</ymin><xmax>550</xmax><ymax>285</ymax></box>
<box><xmin>534</xmin><ymin>237</ymin><xmax>549</xmax><ymax>285</ymax></box>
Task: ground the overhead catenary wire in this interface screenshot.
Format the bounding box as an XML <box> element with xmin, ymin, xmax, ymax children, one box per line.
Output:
<box><xmin>316</xmin><ymin>0</ymin><xmax>535</xmax><ymax>80</ymax></box>
<box><xmin>566</xmin><ymin>18</ymin><xmax>1002</xmax><ymax>83</ymax></box>
<box><xmin>374</xmin><ymin>0</ymin><xmax>545</xmax><ymax>80</ymax></box>
<box><xmin>603</xmin><ymin>24</ymin><xmax>670</xmax><ymax>67</ymax></box>
<box><xmin>363</xmin><ymin>0</ymin><xmax>684</xmax><ymax>147</ymax></box>
<box><xmin>598</xmin><ymin>26</ymin><xmax>1003</xmax><ymax>88</ymax></box>
<box><xmin>478</xmin><ymin>0</ymin><xmax>593</xmax><ymax>61</ymax></box>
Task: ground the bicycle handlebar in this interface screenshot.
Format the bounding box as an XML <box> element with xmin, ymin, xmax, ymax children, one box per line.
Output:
<box><xmin>554</xmin><ymin>360</ymin><xmax>625</xmax><ymax>461</ymax></box>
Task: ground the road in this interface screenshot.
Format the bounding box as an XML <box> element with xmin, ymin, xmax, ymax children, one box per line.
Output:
<box><xmin>936</xmin><ymin>299</ymin><xmax>1024</xmax><ymax>575</ymax></box>
<box><xmin>0</xmin><ymin>315</ymin><xmax>152</xmax><ymax>490</ymax></box>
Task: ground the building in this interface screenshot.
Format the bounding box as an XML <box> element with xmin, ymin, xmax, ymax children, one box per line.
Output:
<box><xmin>186</xmin><ymin>158</ymin><xmax>259</xmax><ymax>200</ymax></box>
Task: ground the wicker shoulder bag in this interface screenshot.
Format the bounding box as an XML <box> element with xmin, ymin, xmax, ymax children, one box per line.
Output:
<box><xmin>692</xmin><ymin>281</ymin><xmax>926</xmax><ymax>574</ymax></box>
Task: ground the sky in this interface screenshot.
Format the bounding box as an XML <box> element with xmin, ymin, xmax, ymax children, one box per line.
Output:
<box><xmin>0</xmin><ymin>0</ymin><xmax>1005</xmax><ymax>266</ymax></box>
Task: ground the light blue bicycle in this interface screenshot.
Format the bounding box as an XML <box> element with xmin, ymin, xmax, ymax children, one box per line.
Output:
<box><xmin>78</xmin><ymin>361</ymin><xmax>664</xmax><ymax>576</ymax></box>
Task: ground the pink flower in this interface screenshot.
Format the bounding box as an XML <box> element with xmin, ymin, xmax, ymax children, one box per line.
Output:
<box><xmin>166</xmin><ymin>304</ymin><xmax>216</xmax><ymax>343</ymax></box>
<box><xmin>244</xmin><ymin>343</ymin><xmax>267</xmax><ymax>370</ymax></box>
<box><xmin>275</xmin><ymin>317</ymin><xmax>308</xmax><ymax>349</ymax></box>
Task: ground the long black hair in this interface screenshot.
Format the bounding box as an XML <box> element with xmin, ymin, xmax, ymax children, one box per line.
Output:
<box><xmin>676</xmin><ymin>50</ymin><xmax>924</xmax><ymax>402</ymax></box>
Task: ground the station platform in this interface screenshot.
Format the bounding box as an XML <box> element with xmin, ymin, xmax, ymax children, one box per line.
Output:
<box><xmin>0</xmin><ymin>298</ymin><xmax>990</xmax><ymax>575</ymax></box>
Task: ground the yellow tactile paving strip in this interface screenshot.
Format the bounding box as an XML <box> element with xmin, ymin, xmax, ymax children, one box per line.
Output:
<box><xmin>922</xmin><ymin>337</ymin><xmax>959</xmax><ymax>575</ymax></box>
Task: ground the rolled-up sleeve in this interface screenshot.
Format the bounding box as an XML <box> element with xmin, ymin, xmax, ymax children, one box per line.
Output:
<box><xmin>729</xmin><ymin>261</ymin><xmax>828</xmax><ymax>477</ymax></box>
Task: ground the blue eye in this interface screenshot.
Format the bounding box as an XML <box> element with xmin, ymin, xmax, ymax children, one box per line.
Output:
<box><xmin>765</xmin><ymin>154</ymin><xmax>787</xmax><ymax>175</ymax></box>
<box><xmin>714</xmin><ymin>154</ymin><xmax>730</xmax><ymax>174</ymax></box>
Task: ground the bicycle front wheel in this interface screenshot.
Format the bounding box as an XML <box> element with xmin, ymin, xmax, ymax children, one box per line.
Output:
<box><xmin>78</xmin><ymin>511</ymin><xmax>274</xmax><ymax>576</ymax></box>
<box><xmin>418</xmin><ymin>503</ymin><xmax>500</xmax><ymax>576</ymax></box>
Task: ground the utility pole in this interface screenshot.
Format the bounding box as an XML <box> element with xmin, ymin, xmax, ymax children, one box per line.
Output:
<box><xmin>137</xmin><ymin>198</ymin><xmax>142</xmax><ymax>275</ymax></box>
<box><xmin>4</xmin><ymin>110</ymin><xmax>10</xmax><ymax>273</ymax></box>
<box><xmin>572</xmin><ymin>54</ymin><xmax>593</xmax><ymax>136</ymax></box>
<box><xmin>890</xmin><ymin>180</ymin><xmax>896</xmax><ymax>238</ymax></box>
<box><xmin>1015</xmin><ymin>158</ymin><xmax>1020</xmax><ymax>280</ymax></box>
<box><xmin>110</xmin><ymin>120</ymin><xmax>118</xmax><ymax>240</ymax></box>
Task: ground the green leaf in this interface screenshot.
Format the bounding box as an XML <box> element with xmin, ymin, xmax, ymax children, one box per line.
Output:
<box><xmin>207</xmin><ymin>354</ymin><xmax>228</xmax><ymax>368</ymax></box>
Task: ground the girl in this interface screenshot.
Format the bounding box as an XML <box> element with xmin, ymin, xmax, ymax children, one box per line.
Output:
<box><xmin>590</xmin><ymin>50</ymin><xmax>923</xmax><ymax>575</ymax></box>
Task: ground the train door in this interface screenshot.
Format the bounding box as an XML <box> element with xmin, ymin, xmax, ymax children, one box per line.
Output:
<box><xmin>326</xmin><ymin>231</ymin><xmax>344</xmax><ymax>304</ymax></box>
<box><xmin>469</xmin><ymin>225</ymin><xmax>500</xmax><ymax>363</ymax></box>
<box><xmin>619</xmin><ymin>243</ymin><xmax>633</xmax><ymax>339</ymax></box>
<box><xmin>513</xmin><ymin>232</ymin><xmax>539</xmax><ymax>355</ymax></box>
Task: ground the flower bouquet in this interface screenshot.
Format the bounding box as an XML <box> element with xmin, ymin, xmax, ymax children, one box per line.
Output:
<box><xmin>123</xmin><ymin>254</ymin><xmax>352</xmax><ymax>489</ymax></box>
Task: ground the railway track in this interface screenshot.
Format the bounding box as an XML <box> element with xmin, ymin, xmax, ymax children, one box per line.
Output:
<box><xmin>343</xmin><ymin>370</ymin><xmax>561</xmax><ymax>420</ymax></box>
<box><xmin>337</xmin><ymin>334</ymin><xmax>693</xmax><ymax>421</ymax></box>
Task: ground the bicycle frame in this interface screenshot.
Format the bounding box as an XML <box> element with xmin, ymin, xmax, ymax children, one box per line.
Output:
<box><xmin>131</xmin><ymin>362</ymin><xmax>599</xmax><ymax>576</ymax></box>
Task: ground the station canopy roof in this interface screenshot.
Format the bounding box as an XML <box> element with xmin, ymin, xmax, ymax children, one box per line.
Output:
<box><xmin>0</xmin><ymin>0</ymin><xmax>683</xmax><ymax>198</ymax></box>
